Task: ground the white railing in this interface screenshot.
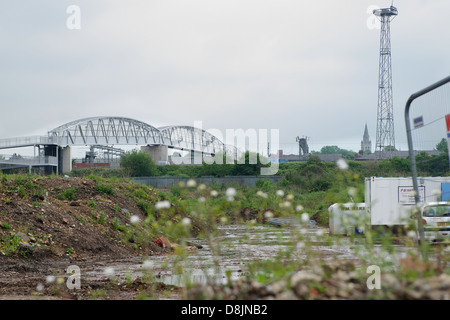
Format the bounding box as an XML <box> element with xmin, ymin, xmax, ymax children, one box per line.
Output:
<box><xmin>0</xmin><ymin>154</ymin><xmax>58</xmax><ymax>166</ymax></box>
<box><xmin>0</xmin><ymin>136</ymin><xmax>56</xmax><ymax>149</ymax></box>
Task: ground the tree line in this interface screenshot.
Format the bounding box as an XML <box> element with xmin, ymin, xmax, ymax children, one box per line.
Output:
<box><xmin>69</xmin><ymin>138</ymin><xmax>449</xmax><ymax>180</ymax></box>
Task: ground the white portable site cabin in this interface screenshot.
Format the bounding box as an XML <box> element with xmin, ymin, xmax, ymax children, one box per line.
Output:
<box><xmin>364</xmin><ymin>176</ymin><xmax>450</xmax><ymax>227</ymax></box>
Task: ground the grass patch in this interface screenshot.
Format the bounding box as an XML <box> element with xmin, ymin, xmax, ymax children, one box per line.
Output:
<box><xmin>0</xmin><ymin>234</ymin><xmax>20</xmax><ymax>255</ymax></box>
<box><xmin>58</xmin><ymin>186</ymin><xmax>77</xmax><ymax>201</ymax></box>
<box><xmin>94</xmin><ymin>183</ymin><xmax>117</xmax><ymax>196</ymax></box>
<box><xmin>1</xmin><ymin>222</ymin><xmax>11</xmax><ymax>229</ymax></box>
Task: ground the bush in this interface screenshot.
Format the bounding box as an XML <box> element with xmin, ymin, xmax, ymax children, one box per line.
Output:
<box><xmin>232</xmin><ymin>151</ymin><xmax>269</xmax><ymax>176</ymax></box>
<box><xmin>58</xmin><ymin>186</ymin><xmax>77</xmax><ymax>201</ymax></box>
<box><xmin>284</xmin><ymin>156</ymin><xmax>333</xmax><ymax>192</ymax></box>
<box><xmin>0</xmin><ymin>234</ymin><xmax>20</xmax><ymax>255</ymax></box>
<box><xmin>113</xmin><ymin>218</ymin><xmax>126</xmax><ymax>232</ymax></box>
<box><xmin>416</xmin><ymin>152</ymin><xmax>449</xmax><ymax>176</ymax></box>
<box><xmin>170</xmin><ymin>183</ymin><xmax>184</xmax><ymax>197</ymax></box>
<box><xmin>137</xmin><ymin>200</ymin><xmax>151</xmax><ymax>215</ymax></box>
<box><xmin>1</xmin><ymin>222</ymin><xmax>11</xmax><ymax>229</ymax></box>
<box><xmin>94</xmin><ymin>183</ymin><xmax>117</xmax><ymax>196</ymax></box>
<box><xmin>255</xmin><ymin>179</ymin><xmax>272</xmax><ymax>190</ymax></box>
<box><xmin>121</xmin><ymin>150</ymin><xmax>158</xmax><ymax>177</ymax></box>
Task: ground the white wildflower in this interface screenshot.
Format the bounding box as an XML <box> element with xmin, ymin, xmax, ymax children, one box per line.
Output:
<box><xmin>46</xmin><ymin>275</ymin><xmax>55</xmax><ymax>283</ymax></box>
<box><xmin>220</xmin><ymin>216</ymin><xmax>228</xmax><ymax>224</ymax></box>
<box><xmin>210</xmin><ymin>190</ymin><xmax>218</xmax><ymax>197</ymax></box>
<box><xmin>286</xmin><ymin>194</ymin><xmax>294</xmax><ymax>201</ymax></box>
<box><xmin>186</xmin><ymin>179</ymin><xmax>197</xmax><ymax>187</ymax></box>
<box><xmin>276</xmin><ymin>190</ymin><xmax>285</xmax><ymax>197</ymax></box>
<box><xmin>226</xmin><ymin>187</ymin><xmax>236</xmax><ymax>197</ymax></box>
<box><xmin>301</xmin><ymin>212</ymin><xmax>310</xmax><ymax>223</ymax></box>
<box><xmin>348</xmin><ymin>187</ymin><xmax>357</xmax><ymax>197</ymax></box>
<box><xmin>264</xmin><ymin>211</ymin><xmax>274</xmax><ymax>219</ymax></box>
<box><xmin>182</xmin><ymin>217</ymin><xmax>191</xmax><ymax>226</ymax></box>
<box><xmin>197</xmin><ymin>183</ymin><xmax>206</xmax><ymax>191</ymax></box>
<box><xmin>130</xmin><ymin>215</ymin><xmax>140</xmax><ymax>224</ymax></box>
<box><xmin>296</xmin><ymin>205</ymin><xmax>304</xmax><ymax>212</ymax></box>
<box><xmin>316</xmin><ymin>228</ymin><xmax>325</xmax><ymax>237</ymax></box>
<box><xmin>256</xmin><ymin>190</ymin><xmax>268</xmax><ymax>198</ymax></box>
<box><xmin>155</xmin><ymin>200</ymin><xmax>171</xmax><ymax>210</ymax></box>
<box><xmin>198</xmin><ymin>196</ymin><xmax>206</xmax><ymax>203</ymax></box>
<box><xmin>36</xmin><ymin>283</ymin><xmax>44</xmax><ymax>292</ymax></box>
<box><xmin>279</xmin><ymin>201</ymin><xmax>291</xmax><ymax>208</ymax></box>
<box><xmin>337</xmin><ymin>158</ymin><xmax>349</xmax><ymax>170</ymax></box>
<box><xmin>226</xmin><ymin>188</ymin><xmax>236</xmax><ymax>202</ymax></box>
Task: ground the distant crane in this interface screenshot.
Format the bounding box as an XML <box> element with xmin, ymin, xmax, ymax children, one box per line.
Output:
<box><xmin>373</xmin><ymin>3</ymin><xmax>398</xmax><ymax>153</ymax></box>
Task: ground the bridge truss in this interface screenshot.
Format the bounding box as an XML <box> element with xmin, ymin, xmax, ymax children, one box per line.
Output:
<box><xmin>0</xmin><ymin>116</ymin><xmax>240</xmax><ymax>173</ymax></box>
<box><xmin>47</xmin><ymin>117</ymin><xmax>235</xmax><ymax>155</ymax></box>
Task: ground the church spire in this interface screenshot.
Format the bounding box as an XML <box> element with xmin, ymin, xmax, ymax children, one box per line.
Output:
<box><xmin>361</xmin><ymin>123</ymin><xmax>372</xmax><ymax>154</ymax></box>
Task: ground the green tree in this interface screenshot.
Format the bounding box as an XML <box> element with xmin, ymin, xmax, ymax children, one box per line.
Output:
<box><xmin>120</xmin><ymin>150</ymin><xmax>157</xmax><ymax>177</ymax></box>
<box><xmin>232</xmin><ymin>151</ymin><xmax>269</xmax><ymax>176</ymax></box>
<box><xmin>416</xmin><ymin>151</ymin><xmax>449</xmax><ymax>176</ymax></box>
<box><xmin>436</xmin><ymin>138</ymin><xmax>448</xmax><ymax>153</ymax></box>
<box><xmin>378</xmin><ymin>157</ymin><xmax>410</xmax><ymax>175</ymax></box>
<box><xmin>284</xmin><ymin>155</ymin><xmax>333</xmax><ymax>192</ymax></box>
<box><xmin>318</xmin><ymin>145</ymin><xmax>357</xmax><ymax>159</ymax></box>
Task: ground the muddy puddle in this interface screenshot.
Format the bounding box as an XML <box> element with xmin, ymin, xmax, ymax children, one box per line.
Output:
<box><xmin>81</xmin><ymin>223</ymin><xmax>362</xmax><ymax>290</ymax></box>
<box><xmin>1</xmin><ymin>223</ymin><xmax>420</xmax><ymax>300</ymax></box>
<box><xmin>69</xmin><ymin>225</ymin><xmax>419</xmax><ymax>298</ymax></box>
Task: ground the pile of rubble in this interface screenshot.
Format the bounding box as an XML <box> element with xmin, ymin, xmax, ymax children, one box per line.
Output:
<box><xmin>185</xmin><ymin>259</ymin><xmax>450</xmax><ymax>300</ymax></box>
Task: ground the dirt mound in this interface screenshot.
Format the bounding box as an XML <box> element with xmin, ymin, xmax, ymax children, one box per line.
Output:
<box><xmin>0</xmin><ymin>176</ymin><xmax>165</xmax><ymax>261</ymax></box>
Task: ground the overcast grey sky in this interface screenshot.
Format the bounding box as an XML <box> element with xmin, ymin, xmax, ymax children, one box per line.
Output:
<box><xmin>1</xmin><ymin>0</ymin><xmax>449</xmax><ymax>156</ymax></box>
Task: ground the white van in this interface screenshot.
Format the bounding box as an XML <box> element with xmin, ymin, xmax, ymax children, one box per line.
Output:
<box><xmin>421</xmin><ymin>202</ymin><xmax>450</xmax><ymax>242</ymax></box>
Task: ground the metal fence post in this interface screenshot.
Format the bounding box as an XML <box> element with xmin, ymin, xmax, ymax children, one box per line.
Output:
<box><xmin>404</xmin><ymin>75</ymin><xmax>450</xmax><ymax>259</ymax></box>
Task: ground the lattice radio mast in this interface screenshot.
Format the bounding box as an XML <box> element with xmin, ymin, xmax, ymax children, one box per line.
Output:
<box><xmin>373</xmin><ymin>3</ymin><xmax>398</xmax><ymax>153</ymax></box>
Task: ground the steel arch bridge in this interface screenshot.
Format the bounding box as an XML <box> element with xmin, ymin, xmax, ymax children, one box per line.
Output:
<box><xmin>47</xmin><ymin>116</ymin><xmax>235</xmax><ymax>155</ymax></box>
<box><xmin>0</xmin><ymin>116</ymin><xmax>243</xmax><ymax>174</ymax></box>
<box><xmin>49</xmin><ymin>117</ymin><xmax>162</xmax><ymax>147</ymax></box>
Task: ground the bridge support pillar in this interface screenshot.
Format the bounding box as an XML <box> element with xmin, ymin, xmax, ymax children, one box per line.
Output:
<box><xmin>60</xmin><ymin>146</ymin><xmax>72</xmax><ymax>173</ymax></box>
<box><xmin>191</xmin><ymin>151</ymin><xmax>203</xmax><ymax>165</ymax></box>
<box><xmin>141</xmin><ymin>145</ymin><xmax>168</xmax><ymax>163</ymax></box>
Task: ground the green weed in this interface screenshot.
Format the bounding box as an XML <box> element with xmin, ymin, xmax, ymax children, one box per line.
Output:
<box><xmin>58</xmin><ymin>186</ymin><xmax>77</xmax><ymax>201</ymax></box>
<box><xmin>94</xmin><ymin>183</ymin><xmax>116</xmax><ymax>196</ymax></box>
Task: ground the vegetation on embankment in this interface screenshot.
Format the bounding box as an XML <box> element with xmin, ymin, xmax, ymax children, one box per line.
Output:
<box><xmin>1</xmin><ymin>151</ymin><xmax>450</xmax><ymax>300</ymax></box>
<box><xmin>2</xmin><ymin>151</ymin><xmax>449</xmax><ymax>259</ymax></box>
<box><xmin>68</xmin><ymin>151</ymin><xmax>449</xmax><ymax>222</ymax></box>
<box><xmin>0</xmin><ymin>155</ymin><xmax>356</xmax><ymax>258</ymax></box>
<box><xmin>69</xmin><ymin>147</ymin><xmax>450</xmax><ymax>180</ymax></box>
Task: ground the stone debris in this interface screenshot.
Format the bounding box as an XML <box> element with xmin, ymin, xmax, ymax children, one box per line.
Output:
<box><xmin>185</xmin><ymin>261</ymin><xmax>450</xmax><ymax>300</ymax></box>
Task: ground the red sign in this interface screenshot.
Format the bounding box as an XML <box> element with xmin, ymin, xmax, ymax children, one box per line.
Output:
<box><xmin>446</xmin><ymin>114</ymin><xmax>450</xmax><ymax>132</ymax></box>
